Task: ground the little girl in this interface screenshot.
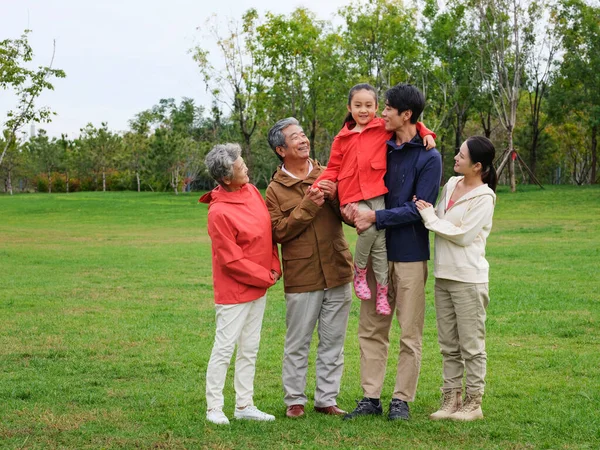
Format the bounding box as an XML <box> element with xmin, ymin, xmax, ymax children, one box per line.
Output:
<box><xmin>315</xmin><ymin>83</ymin><xmax>436</xmax><ymax>315</ymax></box>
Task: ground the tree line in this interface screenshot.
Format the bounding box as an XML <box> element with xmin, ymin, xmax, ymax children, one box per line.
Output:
<box><xmin>1</xmin><ymin>0</ymin><xmax>598</xmax><ymax>194</ymax></box>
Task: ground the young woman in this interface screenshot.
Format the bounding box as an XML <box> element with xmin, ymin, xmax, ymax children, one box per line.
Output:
<box><xmin>316</xmin><ymin>83</ymin><xmax>436</xmax><ymax>315</ymax></box>
<box><xmin>415</xmin><ymin>136</ymin><xmax>497</xmax><ymax>421</ymax></box>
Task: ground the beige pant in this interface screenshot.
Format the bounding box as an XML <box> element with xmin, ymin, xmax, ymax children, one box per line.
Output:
<box><xmin>354</xmin><ymin>196</ymin><xmax>388</xmax><ymax>285</ymax></box>
<box><xmin>282</xmin><ymin>283</ymin><xmax>352</xmax><ymax>407</ymax></box>
<box><xmin>434</xmin><ymin>278</ymin><xmax>489</xmax><ymax>395</ymax></box>
<box><xmin>205</xmin><ymin>294</ymin><xmax>266</xmax><ymax>410</ymax></box>
<box><xmin>358</xmin><ymin>261</ymin><xmax>427</xmax><ymax>401</ymax></box>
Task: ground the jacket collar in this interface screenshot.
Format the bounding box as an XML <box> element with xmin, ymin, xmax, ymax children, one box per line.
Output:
<box><xmin>445</xmin><ymin>176</ymin><xmax>497</xmax><ymax>206</ymax></box>
<box><xmin>272</xmin><ymin>158</ymin><xmax>321</xmax><ymax>187</ymax></box>
<box><xmin>198</xmin><ymin>183</ymin><xmax>252</xmax><ymax>205</ymax></box>
<box><xmin>337</xmin><ymin>117</ymin><xmax>384</xmax><ymax>138</ymax></box>
<box><xmin>386</xmin><ymin>132</ymin><xmax>424</xmax><ymax>151</ymax></box>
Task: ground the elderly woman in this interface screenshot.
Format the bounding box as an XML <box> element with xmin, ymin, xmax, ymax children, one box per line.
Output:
<box><xmin>199</xmin><ymin>143</ymin><xmax>281</xmax><ymax>425</ymax></box>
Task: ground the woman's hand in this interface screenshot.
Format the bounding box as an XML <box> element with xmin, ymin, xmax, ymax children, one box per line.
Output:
<box><xmin>270</xmin><ymin>270</ymin><xmax>281</xmax><ymax>283</ymax></box>
<box><xmin>415</xmin><ymin>199</ymin><xmax>432</xmax><ymax>211</ymax></box>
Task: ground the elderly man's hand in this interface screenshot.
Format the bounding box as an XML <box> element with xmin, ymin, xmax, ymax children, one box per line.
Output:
<box><xmin>305</xmin><ymin>186</ymin><xmax>325</xmax><ymax>207</ymax></box>
<box><xmin>341</xmin><ymin>202</ymin><xmax>358</xmax><ymax>225</ymax></box>
<box><xmin>316</xmin><ymin>180</ymin><xmax>337</xmax><ymax>201</ymax></box>
<box><xmin>354</xmin><ymin>209</ymin><xmax>377</xmax><ymax>234</ymax></box>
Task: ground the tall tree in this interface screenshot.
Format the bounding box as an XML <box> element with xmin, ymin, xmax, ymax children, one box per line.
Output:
<box><xmin>551</xmin><ymin>0</ymin><xmax>600</xmax><ymax>184</ymax></box>
<box><xmin>472</xmin><ymin>0</ymin><xmax>538</xmax><ymax>191</ymax></box>
<box><xmin>0</xmin><ymin>30</ymin><xmax>65</xmax><ymax>168</ymax></box>
<box><xmin>192</xmin><ymin>10</ymin><xmax>265</xmax><ymax>175</ymax></box>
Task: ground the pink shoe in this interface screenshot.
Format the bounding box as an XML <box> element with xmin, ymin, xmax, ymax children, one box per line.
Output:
<box><xmin>353</xmin><ymin>264</ymin><xmax>371</xmax><ymax>300</ymax></box>
<box><xmin>375</xmin><ymin>283</ymin><xmax>391</xmax><ymax>315</ymax></box>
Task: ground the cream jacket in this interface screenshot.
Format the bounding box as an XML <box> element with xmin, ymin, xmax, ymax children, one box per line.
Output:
<box><xmin>418</xmin><ymin>176</ymin><xmax>496</xmax><ymax>283</ymax></box>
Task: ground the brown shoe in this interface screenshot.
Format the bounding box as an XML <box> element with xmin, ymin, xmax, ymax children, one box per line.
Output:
<box><xmin>286</xmin><ymin>404</ymin><xmax>305</xmax><ymax>418</ymax></box>
<box><xmin>314</xmin><ymin>405</ymin><xmax>347</xmax><ymax>416</ymax></box>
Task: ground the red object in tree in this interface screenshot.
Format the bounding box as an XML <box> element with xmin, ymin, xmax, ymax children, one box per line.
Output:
<box><xmin>511</xmin><ymin>150</ymin><xmax>517</xmax><ymax>161</ymax></box>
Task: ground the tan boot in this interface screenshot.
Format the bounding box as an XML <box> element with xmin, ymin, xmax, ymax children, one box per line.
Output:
<box><xmin>429</xmin><ymin>389</ymin><xmax>462</xmax><ymax>420</ymax></box>
<box><xmin>449</xmin><ymin>392</ymin><xmax>484</xmax><ymax>421</ymax></box>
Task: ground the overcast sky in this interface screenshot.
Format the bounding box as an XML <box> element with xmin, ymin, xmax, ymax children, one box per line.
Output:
<box><xmin>1</xmin><ymin>0</ymin><xmax>348</xmax><ymax>139</ymax></box>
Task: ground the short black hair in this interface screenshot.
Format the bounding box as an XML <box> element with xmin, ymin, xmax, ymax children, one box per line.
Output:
<box><xmin>384</xmin><ymin>83</ymin><xmax>425</xmax><ymax>124</ymax></box>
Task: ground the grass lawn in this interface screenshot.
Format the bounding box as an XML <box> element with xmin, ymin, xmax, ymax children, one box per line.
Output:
<box><xmin>1</xmin><ymin>185</ymin><xmax>599</xmax><ymax>449</ymax></box>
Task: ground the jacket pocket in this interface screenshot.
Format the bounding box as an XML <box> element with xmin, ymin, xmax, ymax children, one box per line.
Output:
<box><xmin>338</xmin><ymin>166</ymin><xmax>355</xmax><ymax>180</ymax></box>
<box><xmin>280</xmin><ymin>200</ymin><xmax>299</xmax><ymax>213</ymax></box>
<box><xmin>370</xmin><ymin>160</ymin><xmax>386</xmax><ymax>170</ymax></box>
<box><xmin>282</xmin><ymin>244</ymin><xmax>319</xmax><ymax>287</ymax></box>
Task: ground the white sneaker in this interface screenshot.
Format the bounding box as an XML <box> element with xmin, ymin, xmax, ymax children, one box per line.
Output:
<box><xmin>206</xmin><ymin>408</ymin><xmax>230</xmax><ymax>425</ymax></box>
<box><xmin>234</xmin><ymin>405</ymin><xmax>275</xmax><ymax>421</ymax></box>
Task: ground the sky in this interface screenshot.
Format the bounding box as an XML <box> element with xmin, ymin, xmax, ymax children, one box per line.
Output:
<box><xmin>1</xmin><ymin>0</ymin><xmax>349</xmax><ymax>139</ymax></box>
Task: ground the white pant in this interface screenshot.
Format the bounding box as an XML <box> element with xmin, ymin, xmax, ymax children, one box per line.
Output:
<box><xmin>205</xmin><ymin>294</ymin><xmax>266</xmax><ymax>410</ymax></box>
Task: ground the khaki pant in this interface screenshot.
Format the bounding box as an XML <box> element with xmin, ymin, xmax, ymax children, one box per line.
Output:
<box><xmin>358</xmin><ymin>261</ymin><xmax>427</xmax><ymax>402</ymax></box>
<box><xmin>205</xmin><ymin>295</ymin><xmax>266</xmax><ymax>410</ymax></box>
<box><xmin>354</xmin><ymin>196</ymin><xmax>388</xmax><ymax>285</ymax></box>
<box><xmin>282</xmin><ymin>283</ymin><xmax>352</xmax><ymax>407</ymax></box>
<box><xmin>434</xmin><ymin>278</ymin><xmax>489</xmax><ymax>395</ymax></box>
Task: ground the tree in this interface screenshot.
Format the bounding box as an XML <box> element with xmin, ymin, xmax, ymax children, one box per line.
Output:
<box><xmin>472</xmin><ymin>0</ymin><xmax>539</xmax><ymax>191</ymax></box>
<box><xmin>78</xmin><ymin>123</ymin><xmax>121</xmax><ymax>191</ymax></box>
<box><xmin>551</xmin><ymin>0</ymin><xmax>600</xmax><ymax>184</ymax></box>
<box><xmin>27</xmin><ymin>129</ymin><xmax>61</xmax><ymax>193</ymax></box>
<box><xmin>192</xmin><ymin>10</ymin><xmax>265</xmax><ymax>176</ymax></box>
<box><xmin>0</xmin><ymin>30</ymin><xmax>65</xmax><ymax>168</ymax></box>
<box><xmin>338</xmin><ymin>0</ymin><xmax>421</xmax><ymax>93</ymax></box>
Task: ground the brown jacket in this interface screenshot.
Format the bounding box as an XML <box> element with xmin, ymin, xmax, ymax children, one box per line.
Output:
<box><xmin>265</xmin><ymin>160</ymin><xmax>353</xmax><ymax>293</ymax></box>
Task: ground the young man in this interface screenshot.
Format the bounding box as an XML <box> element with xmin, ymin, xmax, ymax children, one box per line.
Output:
<box><xmin>344</xmin><ymin>83</ymin><xmax>442</xmax><ymax>421</ymax></box>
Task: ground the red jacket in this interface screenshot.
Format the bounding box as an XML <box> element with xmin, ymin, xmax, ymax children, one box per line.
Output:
<box><xmin>199</xmin><ymin>183</ymin><xmax>281</xmax><ymax>305</ymax></box>
<box><xmin>315</xmin><ymin>118</ymin><xmax>435</xmax><ymax>206</ymax></box>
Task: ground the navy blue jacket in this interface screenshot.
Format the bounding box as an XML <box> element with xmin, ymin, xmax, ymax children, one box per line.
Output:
<box><xmin>375</xmin><ymin>134</ymin><xmax>442</xmax><ymax>262</ymax></box>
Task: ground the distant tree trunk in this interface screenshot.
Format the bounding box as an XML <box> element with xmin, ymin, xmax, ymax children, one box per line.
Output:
<box><xmin>136</xmin><ymin>172</ymin><xmax>141</xmax><ymax>192</ymax></box>
<box><xmin>7</xmin><ymin>168</ymin><xmax>13</xmax><ymax>195</ymax></box>
<box><xmin>102</xmin><ymin>170</ymin><xmax>106</xmax><ymax>192</ymax></box>
<box><xmin>47</xmin><ymin>171</ymin><xmax>52</xmax><ymax>193</ymax></box>
<box><xmin>66</xmin><ymin>171</ymin><xmax>70</xmax><ymax>193</ymax></box>
<box><xmin>508</xmin><ymin>128</ymin><xmax>516</xmax><ymax>192</ymax></box>
<box><xmin>592</xmin><ymin>125</ymin><xmax>598</xmax><ymax>184</ymax></box>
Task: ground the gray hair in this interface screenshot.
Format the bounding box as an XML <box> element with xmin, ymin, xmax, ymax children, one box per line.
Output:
<box><xmin>204</xmin><ymin>143</ymin><xmax>242</xmax><ymax>183</ymax></box>
<box><xmin>267</xmin><ymin>117</ymin><xmax>300</xmax><ymax>161</ymax></box>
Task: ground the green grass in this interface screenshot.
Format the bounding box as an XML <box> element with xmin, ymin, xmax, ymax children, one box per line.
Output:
<box><xmin>0</xmin><ymin>185</ymin><xmax>599</xmax><ymax>449</ymax></box>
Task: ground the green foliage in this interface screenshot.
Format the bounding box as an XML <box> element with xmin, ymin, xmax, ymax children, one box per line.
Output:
<box><xmin>0</xmin><ymin>30</ymin><xmax>66</xmax><ymax>168</ymax></box>
<box><xmin>0</xmin><ymin>187</ymin><xmax>599</xmax><ymax>448</ymax></box>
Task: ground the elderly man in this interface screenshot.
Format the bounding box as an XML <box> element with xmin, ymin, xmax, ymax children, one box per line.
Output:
<box><xmin>265</xmin><ymin>117</ymin><xmax>354</xmax><ymax>418</ymax></box>
<box><xmin>343</xmin><ymin>83</ymin><xmax>442</xmax><ymax>421</ymax></box>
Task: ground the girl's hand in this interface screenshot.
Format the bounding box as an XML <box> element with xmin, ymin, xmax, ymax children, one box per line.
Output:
<box><xmin>415</xmin><ymin>199</ymin><xmax>432</xmax><ymax>210</ymax></box>
<box><xmin>423</xmin><ymin>134</ymin><xmax>436</xmax><ymax>150</ymax></box>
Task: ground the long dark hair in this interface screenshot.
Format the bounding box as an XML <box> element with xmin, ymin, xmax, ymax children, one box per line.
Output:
<box><xmin>342</xmin><ymin>83</ymin><xmax>378</xmax><ymax>127</ymax></box>
<box><xmin>466</xmin><ymin>136</ymin><xmax>498</xmax><ymax>192</ymax></box>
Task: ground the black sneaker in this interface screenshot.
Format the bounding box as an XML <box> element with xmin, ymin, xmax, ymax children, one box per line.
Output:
<box><xmin>343</xmin><ymin>398</ymin><xmax>383</xmax><ymax>420</ymax></box>
<box><xmin>388</xmin><ymin>398</ymin><xmax>410</xmax><ymax>420</ymax></box>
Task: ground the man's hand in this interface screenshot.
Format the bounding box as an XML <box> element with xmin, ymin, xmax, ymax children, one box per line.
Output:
<box><xmin>305</xmin><ymin>186</ymin><xmax>325</xmax><ymax>207</ymax></box>
<box><xmin>341</xmin><ymin>202</ymin><xmax>358</xmax><ymax>225</ymax></box>
<box><xmin>423</xmin><ymin>134</ymin><xmax>436</xmax><ymax>150</ymax></box>
<box><xmin>355</xmin><ymin>209</ymin><xmax>376</xmax><ymax>234</ymax></box>
<box><xmin>316</xmin><ymin>180</ymin><xmax>337</xmax><ymax>201</ymax></box>
<box><xmin>270</xmin><ymin>270</ymin><xmax>281</xmax><ymax>282</ymax></box>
